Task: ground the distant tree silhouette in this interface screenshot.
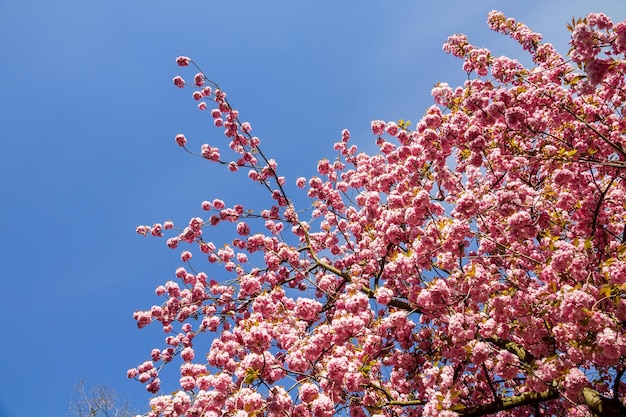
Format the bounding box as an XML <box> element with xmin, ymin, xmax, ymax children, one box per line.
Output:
<box><xmin>69</xmin><ymin>380</ymin><xmax>135</xmax><ymax>417</ymax></box>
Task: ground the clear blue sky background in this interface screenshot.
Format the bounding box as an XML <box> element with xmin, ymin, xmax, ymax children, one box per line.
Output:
<box><xmin>1</xmin><ymin>1</ymin><xmax>624</xmax><ymax>416</ymax></box>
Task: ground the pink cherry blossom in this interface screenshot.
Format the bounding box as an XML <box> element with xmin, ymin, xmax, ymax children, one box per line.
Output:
<box><xmin>175</xmin><ymin>56</ymin><xmax>190</xmax><ymax>66</ymax></box>
<box><xmin>174</xmin><ymin>133</ymin><xmax>186</xmax><ymax>147</ymax></box>
<box><xmin>374</xmin><ymin>286</ymin><xmax>394</xmax><ymax>305</ymax></box>
<box><xmin>172</xmin><ymin>75</ymin><xmax>185</xmax><ymax>88</ymax></box>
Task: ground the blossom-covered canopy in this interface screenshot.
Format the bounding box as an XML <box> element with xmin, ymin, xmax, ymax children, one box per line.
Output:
<box><xmin>131</xmin><ymin>11</ymin><xmax>626</xmax><ymax>417</ymax></box>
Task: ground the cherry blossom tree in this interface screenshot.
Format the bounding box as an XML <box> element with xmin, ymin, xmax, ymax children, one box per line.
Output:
<box><xmin>130</xmin><ymin>11</ymin><xmax>626</xmax><ymax>417</ymax></box>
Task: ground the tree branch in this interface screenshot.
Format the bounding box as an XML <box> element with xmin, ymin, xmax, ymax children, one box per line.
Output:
<box><xmin>483</xmin><ymin>338</ymin><xmax>626</xmax><ymax>417</ymax></box>
<box><xmin>613</xmin><ymin>368</ymin><xmax>624</xmax><ymax>402</ymax></box>
<box><xmin>487</xmin><ymin>336</ymin><xmax>535</xmax><ymax>365</ymax></box>
<box><xmin>458</xmin><ymin>388</ymin><xmax>559</xmax><ymax>417</ymax></box>
<box><xmin>582</xmin><ymin>387</ymin><xmax>626</xmax><ymax>416</ymax></box>
<box><xmin>360</xmin><ymin>285</ymin><xmax>416</xmax><ymax>312</ymax></box>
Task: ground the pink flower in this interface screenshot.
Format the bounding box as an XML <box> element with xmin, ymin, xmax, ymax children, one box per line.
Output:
<box><xmin>595</xmin><ymin>327</ymin><xmax>622</xmax><ymax>364</ymax></box>
<box><xmin>615</xmin><ymin>21</ymin><xmax>626</xmax><ymax>54</ymax></box>
<box><xmin>494</xmin><ymin>350</ymin><xmax>520</xmax><ymax>380</ymax></box>
<box><xmin>165</xmin><ymin>281</ymin><xmax>180</xmax><ymax>297</ymax></box>
<box><xmin>311</xmin><ymin>393</ymin><xmax>334</xmax><ymax>417</ymax></box>
<box><xmin>295</xmin><ymin>297</ymin><xmax>322</xmax><ymax>321</ymax></box>
<box><xmin>181</xmin><ymin>347</ymin><xmax>195</xmax><ymax>362</ymax></box>
<box><xmin>176</xmin><ymin>56</ymin><xmax>190</xmax><ymax>66</ymax></box>
<box><xmin>173</xmin><ymin>76</ymin><xmax>185</xmax><ymax>88</ymax></box>
<box><xmin>239</xmin><ymin>274</ymin><xmax>261</xmax><ymax>296</ymax></box>
<box><xmin>298</xmin><ymin>383</ymin><xmax>319</xmax><ymax>403</ymax></box>
<box><xmin>151</xmin><ymin>349</ymin><xmax>161</xmax><ymax>361</ymax></box>
<box><xmin>146</xmin><ymin>378</ymin><xmax>160</xmax><ymax>393</ymax></box>
<box><xmin>443</xmin><ymin>33</ymin><xmax>471</xmax><ymax>58</ymax></box>
<box><xmin>563</xmin><ymin>368</ymin><xmax>588</xmax><ymax>397</ymax></box>
<box><xmin>181</xmin><ymin>251</ymin><xmax>192</xmax><ymax>262</ymax></box>
<box><xmin>194</xmin><ymin>73</ymin><xmax>204</xmax><ymax>87</ymax></box>
<box><xmin>268</xmin><ymin>387</ymin><xmax>292</xmax><ymax>414</ymax></box>
<box><xmin>180</xmin><ymin>375</ymin><xmax>195</xmax><ymax>390</ymax></box>
<box><xmin>212</xmin><ymin>199</ymin><xmax>225</xmax><ymax>209</ymax></box>
<box><xmin>504</xmin><ymin>107</ymin><xmax>528</xmax><ymax>129</ymax></box>
<box><xmin>198</xmin><ymin>101</ymin><xmax>207</xmax><ymax>111</ymax></box>
<box><xmin>150</xmin><ymin>224</ymin><xmax>163</xmax><ymax>237</ymax></box>
<box><xmin>236</xmin><ymin>222</ymin><xmax>250</xmax><ymax>236</ymax></box>
<box><xmin>189</xmin><ymin>217</ymin><xmax>203</xmax><ymax>231</ymax></box>
<box><xmin>175</xmin><ymin>134</ymin><xmax>187</xmax><ymax>147</ymax></box>
<box><xmin>371</xmin><ymin>120</ymin><xmax>386</xmax><ymax>135</ymax></box>
<box><xmin>386</xmin><ymin>122</ymin><xmax>399</xmax><ymax>136</ymax></box>
<box><xmin>327</xmin><ymin>356</ymin><xmax>348</xmax><ymax>381</ymax></box>
<box><xmin>138</xmin><ymin>361</ymin><xmax>154</xmax><ymax>373</ymax></box>
<box><xmin>587</xmin><ymin>12</ymin><xmax>613</xmax><ymax>30</ymax></box>
<box><xmin>374</xmin><ymin>287</ymin><xmax>394</xmax><ymax>305</ymax></box>
<box><xmin>585</xmin><ymin>58</ymin><xmax>610</xmax><ymax>85</ymax></box>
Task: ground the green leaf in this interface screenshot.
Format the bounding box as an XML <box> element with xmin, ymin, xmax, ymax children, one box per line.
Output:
<box><xmin>243</xmin><ymin>368</ymin><xmax>259</xmax><ymax>385</ymax></box>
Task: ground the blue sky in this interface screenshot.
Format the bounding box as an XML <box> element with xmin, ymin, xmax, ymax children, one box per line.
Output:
<box><xmin>1</xmin><ymin>1</ymin><xmax>625</xmax><ymax>416</ymax></box>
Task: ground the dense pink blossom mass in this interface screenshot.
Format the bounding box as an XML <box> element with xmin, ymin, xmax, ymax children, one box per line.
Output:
<box><xmin>131</xmin><ymin>11</ymin><xmax>626</xmax><ymax>416</ymax></box>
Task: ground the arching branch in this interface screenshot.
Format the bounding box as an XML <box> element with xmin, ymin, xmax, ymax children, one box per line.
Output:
<box><xmin>458</xmin><ymin>388</ymin><xmax>559</xmax><ymax>417</ymax></box>
<box><xmin>582</xmin><ymin>387</ymin><xmax>626</xmax><ymax>416</ymax></box>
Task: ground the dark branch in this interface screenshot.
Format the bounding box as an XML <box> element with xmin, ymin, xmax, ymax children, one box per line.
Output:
<box><xmin>487</xmin><ymin>336</ymin><xmax>535</xmax><ymax>365</ymax></box>
<box><xmin>582</xmin><ymin>387</ymin><xmax>626</xmax><ymax>416</ymax></box>
<box><xmin>458</xmin><ymin>388</ymin><xmax>559</xmax><ymax>417</ymax></box>
<box><xmin>361</xmin><ymin>285</ymin><xmax>416</xmax><ymax>312</ymax></box>
<box><xmin>613</xmin><ymin>368</ymin><xmax>624</xmax><ymax>402</ymax></box>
